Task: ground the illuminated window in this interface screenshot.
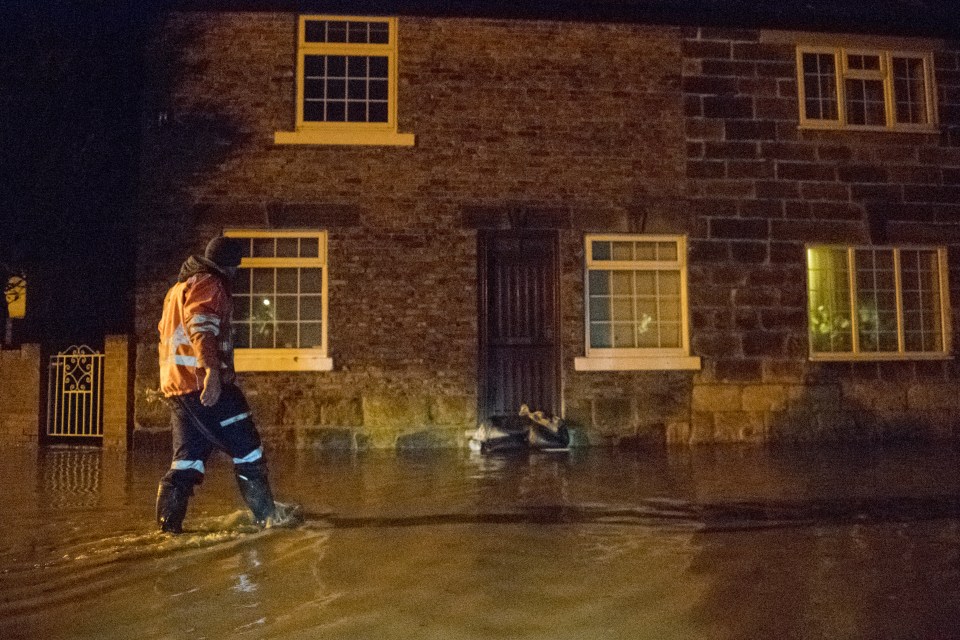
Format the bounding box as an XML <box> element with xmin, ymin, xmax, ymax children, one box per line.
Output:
<box><xmin>807</xmin><ymin>245</ymin><xmax>951</xmax><ymax>360</ymax></box>
<box><xmin>274</xmin><ymin>16</ymin><xmax>414</xmax><ymax>146</ymax></box>
<box><xmin>797</xmin><ymin>47</ymin><xmax>937</xmax><ymax>130</ymax></box>
<box><xmin>225</xmin><ymin>230</ymin><xmax>332</xmax><ymax>371</ymax></box>
<box><xmin>575</xmin><ymin>235</ymin><xmax>700</xmax><ymax>371</ymax></box>
<box><xmin>5</xmin><ymin>274</ymin><xmax>26</xmax><ymax>319</ymax></box>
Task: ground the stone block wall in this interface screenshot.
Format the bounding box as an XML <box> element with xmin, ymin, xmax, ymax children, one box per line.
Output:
<box><xmin>134</xmin><ymin>13</ymin><xmax>689</xmax><ymax>448</ymax></box>
<box><xmin>0</xmin><ymin>344</ymin><xmax>42</xmax><ymax>445</ymax></box>
<box><xmin>132</xmin><ymin>12</ymin><xmax>960</xmax><ymax>448</ymax></box>
<box><xmin>680</xmin><ymin>26</ymin><xmax>960</xmax><ymax>442</ymax></box>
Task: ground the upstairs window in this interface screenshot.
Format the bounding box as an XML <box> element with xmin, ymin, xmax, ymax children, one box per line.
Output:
<box><xmin>807</xmin><ymin>245</ymin><xmax>951</xmax><ymax>360</ymax></box>
<box><xmin>274</xmin><ymin>16</ymin><xmax>414</xmax><ymax>146</ymax></box>
<box><xmin>225</xmin><ymin>230</ymin><xmax>332</xmax><ymax>371</ymax></box>
<box><xmin>797</xmin><ymin>47</ymin><xmax>937</xmax><ymax>131</ymax></box>
<box><xmin>575</xmin><ymin>235</ymin><xmax>700</xmax><ymax>371</ymax></box>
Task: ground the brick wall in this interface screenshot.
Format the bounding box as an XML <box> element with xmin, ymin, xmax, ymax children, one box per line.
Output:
<box><xmin>134</xmin><ymin>12</ymin><xmax>960</xmax><ymax>447</ymax></box>
<box><xmin>0</xmin><ymin>345</ymin><xmax>42</xmax><ymax>444</ymax></box>
<box><xmin>681</xmin><ymin>27</ymin><xmax>960</xmax><ymax>442</ymax></box>
<box><xmin>134</xmin><ymin>13</ymin><xmax>688</xmax><ymax>447</ymax></box>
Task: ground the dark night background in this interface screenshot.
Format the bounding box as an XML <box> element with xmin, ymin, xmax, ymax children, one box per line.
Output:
<box><xmin>2</xmin><ymin>0</ymin><xmax>958</xmax><ymax>352</ymax></box>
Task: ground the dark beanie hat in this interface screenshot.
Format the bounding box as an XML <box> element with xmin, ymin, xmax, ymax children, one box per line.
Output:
<box><xmin>204</xmin><ymin>236</ymin><xmax>244</xmax><ymax>268</ymax></box>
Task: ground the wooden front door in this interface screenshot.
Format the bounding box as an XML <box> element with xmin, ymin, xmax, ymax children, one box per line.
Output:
<box><xmin>478</xmin><ymin>230</ymin><xmax>560</xmax><ymax>423</ymax></box>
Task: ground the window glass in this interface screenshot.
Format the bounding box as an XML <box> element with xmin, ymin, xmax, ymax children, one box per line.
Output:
<box><xmin>802</xmin><ymin>52</ymin><xmax>839</xmax><ymax>121</ymax></box>
<box><xmin>299</xmin><ymin>17</ymin><xmax>395</xmax><ymax>127</ymax></box>
<box><xmin>893</xmin><ymin>57</ymin><xmax>929</xmax><ymax>124</ymax></box>
<box><xmin>586</xmin><ymin>236</ymin><xmax>689</xmax><ymax>355</ymax></box>
<box><xmin>798</xmin><ymin>47</ymin><xmax>933</xmax><ymax>130</ymax></box>
<box><xmin>807</xmin><ymin>246</ymin><xmax>948</xmax><ymax>357</ymax></box>
<box><xmin>227</xmin><ymin>232</ymin><xmax>327</xmax><ymax>353</ymax></box>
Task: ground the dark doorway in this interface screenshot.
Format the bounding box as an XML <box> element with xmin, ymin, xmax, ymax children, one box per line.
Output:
<box><xmin>478</xmin><ymin>230</ymin><xmax>560</xmax><ymax>424</ymax></box>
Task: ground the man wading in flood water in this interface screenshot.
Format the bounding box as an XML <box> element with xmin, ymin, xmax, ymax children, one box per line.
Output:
<box><xmin>155</xmin><ymin>235</ymin><xmax>289</xmax><ymax>534</ymax></box>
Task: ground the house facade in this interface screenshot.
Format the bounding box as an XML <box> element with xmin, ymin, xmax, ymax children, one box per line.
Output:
<box><xmin>131</xmin><ymin>3</ymin><xmax>960</xmax><ymax>448</ymax></box>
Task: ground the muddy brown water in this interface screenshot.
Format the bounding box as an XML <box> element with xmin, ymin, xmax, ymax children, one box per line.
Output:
<box><xmin>2</xmin><ymin>445</ymin><xmax>960</xmax><ymax>639</ymax></box>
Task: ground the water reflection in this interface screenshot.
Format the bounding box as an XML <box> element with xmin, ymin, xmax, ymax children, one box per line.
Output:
<box><xmin>0</xmin><ymin>445</ymin><xmax>959</xmax><ymax>639</ymax></box>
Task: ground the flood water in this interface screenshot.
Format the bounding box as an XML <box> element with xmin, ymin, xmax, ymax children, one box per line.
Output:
<box><xmin>2</xmin><ymin>444</ymin><xmax>960</xmax><ymax>640</ymax></box>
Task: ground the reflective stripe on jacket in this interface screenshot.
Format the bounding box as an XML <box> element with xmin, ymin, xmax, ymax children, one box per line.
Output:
<box><xmin>158</xmin><ymin>271</ymin><xmax>236</xmax><ymax>397</ymax></box>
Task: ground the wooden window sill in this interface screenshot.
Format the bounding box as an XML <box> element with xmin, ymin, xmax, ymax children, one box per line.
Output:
<box><xmin>574</xmin><ymin>355</ymin><xmax>702</xmax><ymax>371</ymax></box>
<box><xmin>274</xmin><ymin>130</ymin><xmax>415</xmax><ymax>146</ymax></box>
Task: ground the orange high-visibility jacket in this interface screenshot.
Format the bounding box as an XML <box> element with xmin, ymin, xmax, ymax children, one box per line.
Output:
<box><xmin>158</xmin><ymin>264</ymin><xmax>236</xmax><ymax>397</ymax></box>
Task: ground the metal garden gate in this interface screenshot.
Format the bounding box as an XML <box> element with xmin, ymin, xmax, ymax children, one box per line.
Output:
<box><xmin>47</xmin><ymin>345</ymin><xmax>104</xmax><ymax>438</ymax></box>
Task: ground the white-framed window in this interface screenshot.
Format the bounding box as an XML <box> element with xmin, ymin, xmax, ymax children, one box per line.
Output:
<box><xmin>807</xmin><ymin>245</ymin><xmax>952</xmax><ymax>360</ymax></box>
<box><xmin>225</xmin><ymin>230</ymin><xmax>332</xmax><ymax>372</ymax></box>
<box><xmin>574</xmin><ymin>235</ymin><xmax>701</xmax><ymax>371</ymax></box>
<box><xmin>274</xmin><ymin>16</ymin><xmax>414</xmax><ymax>146</ymax></box>
<box><xmin>797</xmin><ymin>47</ymin><xmax>937</xmax><ymax>131</ymax></box>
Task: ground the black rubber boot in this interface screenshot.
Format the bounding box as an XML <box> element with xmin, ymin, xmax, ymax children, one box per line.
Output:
<box><xmin>156</xmin><ymin>469</ymin><xmax>202</xmax><ymax>534</ymax></box>
<box><xmin>234</xmin><ymin>461</ymin><xmax>276</xmax><ymax>526</ymax></box>
<box><xmin>156</xmin><ymin>482</ymin><xmax>190</xmax><ymax>534</ymax></box>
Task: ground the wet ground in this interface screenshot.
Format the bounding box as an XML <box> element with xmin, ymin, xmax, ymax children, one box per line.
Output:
<box><xmin>2</xmin><ymin>444</ymin><xmax>960</xmax><ymax>640</ymax></box>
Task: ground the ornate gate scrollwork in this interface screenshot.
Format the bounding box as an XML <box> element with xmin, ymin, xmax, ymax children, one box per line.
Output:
<box><xmin>47</xmin><ymin>345</ymin><xmax>104</xmax><ymax>437</ymax></box>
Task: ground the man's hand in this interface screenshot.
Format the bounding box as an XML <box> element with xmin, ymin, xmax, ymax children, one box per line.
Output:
<box><xmin>200</xmin><ymin>367</ymin><xmax>222</xmax><ymax>407</ymax></box>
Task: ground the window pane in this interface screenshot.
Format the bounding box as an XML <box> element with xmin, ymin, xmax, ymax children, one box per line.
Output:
<box><xmin>611</xmin><ymin>297</ymin><xmax>634</xmax><ymax>322</ymax></box>
<box><xmin>252</xmin><ymin>323</ymin><xmax>275</xmax><ymax>348</ymax></box>
<box><xmin>634</xmin><ymin>242</ymin><xmax>656</xmax><ymax>260</ymax></box>
<box><xmin>326</xmin><ymin>101</ymin><xmax>346</xmax><ymax>121</ymax></box>
<box><xmin>301</xmin><ymin>323</ymin><xmax>323</xmax><ymax>348</ymax></box>
<box><xmin>275</xmin><ymin>296</ymin><xmax>298</xmax><ymax>322</ymax></box>
<box><xmin>613</xmin><ymin>323</ymin><xmax>636</xmax><ymax>348</ymax></box>
<box><xmin>301</xmin><ymin>269</ymin><xmax>323</xmax><ymax>295</ymax></box>
<box><xmin>301</xmin><ymin>296</ymin><xmax>323</xmax><ymax>321</ymax></box>
<box><xmin>253</xmin><ymin>238</ymin><xmax>274</xmax><ymax>258</ymax></box>
<box><xmin>893</xmin><ymin>57</ymin><xmax>928</xmax><ymax>125</ymax></box>
<box><xmin>847</xmin><ymin>54</ymin><xmax>880</xmax><ymax>70</ymax></box>
<box><xmin>252</xmin><ymin>269</ymin><xmax>274</xmax><ymax>294</ymax></box>
<box><xmin>324</xmin><ymin>55</ymin><xmax>345</xmax><ymax>76</ymax></box>
<box><xmin>347</xmin><ymin>101</ymin><xmax>367</xmax><ymax>122</ymax></box>
<box><xmin>589</xmin><ymin>295</ymin><xmax>611</xmax><ymax>322</ymax></box>
<box><xmin>657</xmin><ymin>242</ymin><xmax>678</xmax><ymax>261</ymax></box>
<box><xmin>802</xmin><ymin>52</ymin><xmax>838</xmax><ymax>121</ymax></box>
<box><xmin>807</xmin><ymin>247</ymin><xmax>853</xmax><ymax>353</ymax></box>
<box><xmin>591</xmin><ymin>241</ymin><xmax>611</xmax><ymax>261</ymax></box>
<box><xmin>659</xmin><ymin>322</ymin><xmax>682</xmax><ymax>349</ymax></box>
<box><xmin>845</xmin><ymin>79</ymin><xmax>885</xmax><ymax>126</ymax></box>
<box><xmin>326</xmin><ymin>21</ymin><xmax>347</xmax><ymax>43</ymax></box>
<box><xmin>369</xmin><ymin>56</ymin><xmax>388</xmax><ymax>78</ymax></box>
<box><xmin>300</xmin><ymin>237</ymin><xmax>319</xmax><ymax>258</ymax></box>
<box><xmin>612</xmin><ymin>242</ymin><xmax>633</xmax><ymax>260</ymax></box>
<box><xmin>369</xmin><ymin>22</ymin><xmax>389</xmax><ymax>44</ymax></box>
<box><xmin>659</xmin><ymin>296</ymin><xmax>681</xmax><ymax>322</ymax></box>
<box><xmin>634</xmin><ymin>271</ymin><xmax>656</xmax><ymax>296</ymax></box>
<box><xmin>611</xmin><ymin>271</ymin><xmax>632</xmax><ymax>295</ymax></box>
<box><xmin>303</xmin><ymin>101</ymin><xmax>324</xmax><ymax>121</ymax></box>
<box><xmin>369</xmin><ymin>80</ymin><xmax>388</xmax><ymax>101</ymax></box>
<box><xmin>659</xmin><ymin>271</ymin><xmax>680</xmax><ymax>296</ymax></box>
<box><xmin>369</xmin><ymin>101</ymin><xmax>388</xmax><ymax>123</ymax></box>
<box><xmin>276</xmin><ymin>323</ymin><xmax>298</xmax><ymax>349</ymax></box>
<box><xmin>590</xmin><ymin>323</ymin><xmax>612</xmax><ymax>348</ymax></box>
<box><xmin>347</xmin><ymin>21</ymin><xmax>369</xmax><ymax>43</ymax></box>
<box><xmin>276</xmin><ymin>238</ymin><xmax>299</xmax><ymax>258</ymax></box>
<box><xmin>304</xmin><ymin>20</ymin><xmax>326</xmax><ymax>43</ymax></box>
<box><xmin>900</xmin><ymin>249</ymin><xmax>943</xmax><ymax>351</ymax></box>
<box><xmin>856</xmin><ymin>248</ymin><xmax>897</xmax><ymax>353</ymax></box>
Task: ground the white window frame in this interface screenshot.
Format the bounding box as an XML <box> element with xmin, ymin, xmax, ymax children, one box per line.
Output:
<box><xmin>225</xmin><ymin>229</ymin><xmax>333</xmax><ymax>372</ymax></box>
<box><xmin>806</xmin><ymin>244</ymin><xmax>952</xmax><ymax>361</ymax></box>
<box><xmin>274</xmin><ymin>15</ymin><xmax>414</xmax><ymax>146</ymax></box>
<box><xmin>797</xmin><ymin>46</ymin><xmax>938</xmax><ymax>132</ymax></box>
<box><xmin>575</xmin><ymin>234</ymin><xmax>701</xmax><ymax>371</ymax></box>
